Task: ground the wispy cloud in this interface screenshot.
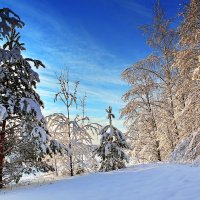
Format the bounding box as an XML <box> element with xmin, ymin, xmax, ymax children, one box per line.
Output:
<box><xmin>1</xmin><ymin>0</ymin><xmax>130</xmax><ymax>129</ymax></box>
<box><xmin>112</xmin><ymin>0</ymin><xmax>152</xmax><ymax>18</ymax></box>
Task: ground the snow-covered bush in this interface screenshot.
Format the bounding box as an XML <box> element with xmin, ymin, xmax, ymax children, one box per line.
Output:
<box><xmin>46</xmin><ymin>113</ymin><xmax>100</xmax><ymax>176</ymax></box>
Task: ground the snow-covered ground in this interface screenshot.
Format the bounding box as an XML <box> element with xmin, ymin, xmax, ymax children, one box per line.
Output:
<box><xmin>1</xmin><ymin>163</ymin><xmax>200</xmax><ymax>200</ymax></box>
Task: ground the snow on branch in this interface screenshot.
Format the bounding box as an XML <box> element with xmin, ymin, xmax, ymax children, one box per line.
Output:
<box><xmin>19</xmin><ymin>98</ymin><xmax>44</xmax><ymax>121</ymax></box>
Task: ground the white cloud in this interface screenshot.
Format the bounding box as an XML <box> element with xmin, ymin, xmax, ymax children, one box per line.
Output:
<box><xmin>2</xmin><ymin>0</ymin><xmax>129</xmax><ymax>129</ymax></box>
<box><xmin>112</xmin><ymin>0</ymin><xmax>152</xmax><ymax>18</ymax></box>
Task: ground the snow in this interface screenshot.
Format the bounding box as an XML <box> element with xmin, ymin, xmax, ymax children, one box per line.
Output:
<box><xmin>170</xmin><ymin>128</ymin><xmax>200</xmax><ymax>164</ymax></box>
<box><xmin>19</xmin><ymin>98</ymin><xmax>44</xmax><ymax>121</ymax></box>
<box><xmin>0</xmin><ymin>104</ymin><xmax>8</xmax><ymax>121</ymax></box>
<box><xmin>31</xmin><ymin>126</ymin><xmax>48</xmax><ymax>143</ymax></box>
<box><xmin>1</xmin><ymin>163</ymin><xmax>200</xmax><ymax>200</ymax></box>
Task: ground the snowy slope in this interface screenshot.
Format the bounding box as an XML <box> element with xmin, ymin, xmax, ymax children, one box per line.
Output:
<box><xmin>1</xmin><ymin>163</ymin><xmax>200</xmax><ymax>200</ymax></box>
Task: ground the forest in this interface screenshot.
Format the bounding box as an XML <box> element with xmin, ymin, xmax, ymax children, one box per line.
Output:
<box><xmin>0</xmin><ymin>0</ymin><xmax>199</xmax><ymax>199</ymax></box>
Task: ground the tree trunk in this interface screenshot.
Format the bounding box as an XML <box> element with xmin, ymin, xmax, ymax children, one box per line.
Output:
<box><xmin>0</xmin><ymin>120</ymin><xmax>6</xmax><ymax>189</ymax></box>
<box><xmin>148</xmin><ymin>101</ymin><xmax>162</xmax><ymax>162</ymax></box>
<box><xmin>54</xmin><ymin>154</ymin><xmax>58</xmax><ymax>176</ymax></box>
<box><xmin>69</xmin><ymin>153</ymin><xmax>73</xmax><ymax>176</ymax></box>
<box><xmin>67</xmin><ymin>106</ymin><xmax>73</xmax><ymax>176</ymax></box>
<box><xmin>156</xmin><ymin>140</ymin><xmax>161</xmax><ymax>161</ymax></box>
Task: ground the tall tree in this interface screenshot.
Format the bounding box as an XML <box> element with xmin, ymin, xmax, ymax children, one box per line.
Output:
<box><xmin>173</xmin><ymin>0</ymin><xmax>200</xmax><ymax>80</ymax></box>
<box><xmin>122</xmin><ymin>0</ymin><xmax>200</xmax><ymax>164</ymax></box>
<box><xmin>142</xmin><ymin>1</ymin><xmax>180</xmax><ymax>146</ymax></box>
<box><xmin>121</xmin><ymin>1</ymin><xmax>188</xmax><ymax>162</ymax></box>
<box><xmin>121</xmin><ymin>56</ymin><xmax>162</xmax><ymax>162</ymax></box>
<box><xmin>169</xmin><ymin>0</ymin><xmax>200</xmax><ymax>163</ymax></box>
<box><xmin>0</xmin><ymin>8</ymin><xmax>61</xmax><ymax>188</ymax></box>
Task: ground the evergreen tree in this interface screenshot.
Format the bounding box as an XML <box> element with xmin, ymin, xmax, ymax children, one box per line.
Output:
<box><xmin>0</xmin><ymin>8</ymin><xmax>61</xmax><ymax>188</ymax></box>
<box><xmin>95</xmin><ymin>106</ymin><xmax>129</xmax><ymax>172</ymax></box>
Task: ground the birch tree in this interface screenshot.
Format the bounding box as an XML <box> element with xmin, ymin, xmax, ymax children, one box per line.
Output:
<box><xmin>50</xmin><ymin>72</ymin><xmax>100</xmax><ymax>176</ymax></box>
<box><xmin>121</xmin><ymin>56</ymin><xmax>162</xmax><ymax>162</ymax></box>
<box><xmin>121</xmin><ymin>0</ymin><xmax>200</xmax><ymax>163</ymax></box>
<box><xmin>173</xmin><ymin>0</ymin><xmax>200</xmax><ymax>80</ymax></box>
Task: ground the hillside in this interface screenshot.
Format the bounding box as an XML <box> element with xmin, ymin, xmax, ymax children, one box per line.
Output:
<box><xmin>1</xmin><ymin>163</ymin><xmax>200</xmax><ymax>200</ymax></box>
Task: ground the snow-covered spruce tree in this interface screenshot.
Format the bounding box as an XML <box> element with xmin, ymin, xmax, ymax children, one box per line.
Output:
<box><xmin>52</xmin><ymin>72</ymin><xmax>100</xmax><ymax>176</ymax></box>
<box><xmin>0</xmin><ymin>8</ymin><xmax>61</xmax><ymax>188</ymax></box>
<box><xmin>95</xmin><ymin>106</ymin><xmax>129</xmax><ymax>172</ymax></box>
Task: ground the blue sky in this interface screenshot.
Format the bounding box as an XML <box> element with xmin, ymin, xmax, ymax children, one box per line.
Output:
<box><xmin>1</xmin><ymin>0</ymin><xmax>181</xmax><ymax>129</ymax></box>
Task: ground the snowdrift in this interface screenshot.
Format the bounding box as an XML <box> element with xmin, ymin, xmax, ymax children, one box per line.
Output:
<box><xmin>1</xmin><ymin>163</ymin><xmax>200</xmax><ymax>200</ymax></box>
<box><xmin>170</xmin><ymin>128</ymin><xmax>200</xmax><ymax>165</ymax></box>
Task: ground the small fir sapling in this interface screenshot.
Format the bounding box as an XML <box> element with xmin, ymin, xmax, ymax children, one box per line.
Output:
<box><xmin>95</xmin><ymin>106</ymin><xmax>129</xmax><ymax>172</ymax></box>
